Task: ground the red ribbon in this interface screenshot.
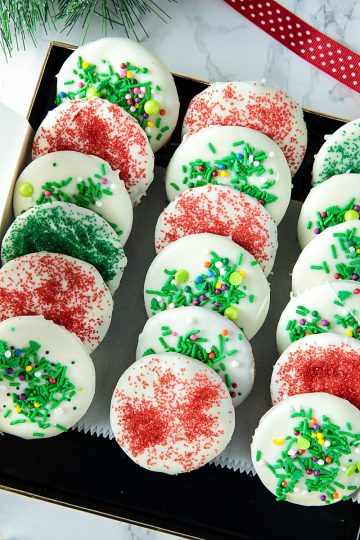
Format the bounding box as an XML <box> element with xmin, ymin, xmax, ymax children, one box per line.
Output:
<box><xmin>224</xmin><ymin>0</ymin><xmax>360</xmax><ymax>94</ymax></box>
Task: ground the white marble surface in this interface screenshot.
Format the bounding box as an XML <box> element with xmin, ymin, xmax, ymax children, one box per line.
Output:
<box><xmin>0</xmin><ymin>1</ymin><xmax>359</xmax><ymax>538</ymax></box>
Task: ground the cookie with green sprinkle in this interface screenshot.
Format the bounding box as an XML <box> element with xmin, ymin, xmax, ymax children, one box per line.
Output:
<box><xmin>136</xmin><ymin>306</ymin><xmax>254</xmax><ymax>407</ymax></box>
<box><xmin>0</xmin><ymin>316</ymin><xmax>95</xmax><ymax>439</ymax></box>
<box><xmin>251</xmin><ymin>392</ymin><xmax>360</xmax><ymax>505</ymax></box>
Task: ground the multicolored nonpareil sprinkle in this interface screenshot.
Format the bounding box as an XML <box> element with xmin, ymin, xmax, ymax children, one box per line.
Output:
<box><xmin>307</xmin><ymin>200</ymin><xmax>360</xmax><ymax>239</ymax></box>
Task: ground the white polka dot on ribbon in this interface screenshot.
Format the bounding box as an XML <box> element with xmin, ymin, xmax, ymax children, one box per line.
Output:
<box><xmin>224</xmin><ymin>0</ymin><xmax>360</xmax><ymax>93</ymax></box>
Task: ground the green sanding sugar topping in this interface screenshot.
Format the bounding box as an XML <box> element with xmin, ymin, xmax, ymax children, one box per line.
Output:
<box><xmin>258</xmin><ymin>406</ymin><xmax>360</xmax><ymax>503</ymax></box>
<box><xmin>318</xmin><ymin>122</ymin><xmax>360</xmax><ymax>182</ymax></box>
<box><xmin>0</xmin><ymin>339</ymin><xmax>76</xmax><ymax>432</ymax></box>
<box><xmin>310</xmin><ymin>199</ymin><xmax>360</xmax><ymax>238</ymax></box>
<box><xmin>173</xmin><ymin>142</ymin><xmax>278</xmax><ymax>206</ymax></box>
<box><xmin>143</xmin><ymin>326</ymin><xmax>241</xmax><ymax>397</ymax></box>
<box><xmin>56</xmin><ymin>57</ymin><xmax>169</xmax><ymax>142</ymax></box>
<box><xmin>145</xmin><ymin>251</ymin><xmax>254</xmax><ymax>320</ymax></box>
<box><xmin>31</xmin><ymin>162</ymin><xmax>122</xmax><ymax>236</ymax></box>
<box><xmin>2</xmin><ymin>204</ymin><xmax>125</xmax><ymax>284</ymax></box>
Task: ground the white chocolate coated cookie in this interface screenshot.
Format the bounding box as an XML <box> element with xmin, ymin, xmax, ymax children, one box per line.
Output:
<box><xmin>32</xmin><ymin>97</ymin><xmax>154</xmax><ymax>205</ymax></box>
<box><xmin>155</xmin><ymin>185</ymin><xmax>278</xmax><ymax>276</ymax></box>
<box><xmin>292</xmin><ymin>221</ymin><xmax>360</xmax><ymax>294</ymax></box>
<box><xmin>1</xmin><ymin>201</ymin><xmax>127</xmax><ymax>295</ymax></box>
<box><xmin>56</xmin><ymin>37</ymin><xmax>179</xmax><ymax>152</ymax></box>
<box><xmin>144</xmin><ymin>233</ymin><xmax>270</xmax><ymax>339</ymax></box>
<box><xmin>136</xmin><ymin>306</ymin><xmax>254</xmax><ymax>407</ymax></box>
<box><xmin>13</xmin><ymin>151</ymin><xmax>133</xmax><ymax>245</ymax></box>
<box><xmin>298</xmin><ymin>173</ymin><xmax>360</xmax><ymax>249</ymax></box>
<box><xmin>251</xmin><ymin>393</ymin><xmax>360</xmax><ymax>506</ymax></box>
<box><xmin>182</xmin><ymin>81</ymin><xmax>307</xmax><ymax>176</ymax></box>
<box><xmin>0</xmin><ymin>252</ymin><xmax>114</xmax><ymax>353</ymax></box>
<box><xmin>0</xmin><ymin>316</ymin><xmax>95</xmax><ymax>439</ymax></box>
<box><xmin>110</xmin><ymin>353</ymin><xmax>235</xmax><ymax>474</ymax></box>
<box><xmin>165</xmin><ymin>126</ymin><xmax>291</xmax><ymax>224</ymax></box>
<box><xmin>312</xmin><ymin>118</ymin><xmax>360</xmax><ymax>185</ymax></box>
<box><xmin>271</xmin><ymin>334</ymin><xmax>360</xmax><ymax>409</ymax></box>
<box><xmin>276</xmin><ymin>281</ymin><xmax>360</xmax><ymax>353</ymax></box>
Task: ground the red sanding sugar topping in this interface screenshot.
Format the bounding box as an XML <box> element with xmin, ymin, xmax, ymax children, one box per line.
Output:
<box><xmin>0</xmin><ymin>253</ymin><xmax>112</xmax><ymax>351</ymax></box>
<box><xmin>274</xmin><ymin>343</ymin><xmax>360</xmax><ymax>408</ymax></box>
<box><xmin>112</xmin><ymin>357</ymin><xmax>231</xmax><ymax>472</ymax></box>
<box><xmin>32</xmin><ymin>98</ymin><xmax>153</xmax><ymax>199</ymax></box>
<box><xmin>183</xmin><ymin>83</ymin><xmax>306</xmax><ymax>175</ymax></box>
<box><xmin>156</xmin><ymin>185</ymin><xmax>277</xmax><ymax>272</ymax></box>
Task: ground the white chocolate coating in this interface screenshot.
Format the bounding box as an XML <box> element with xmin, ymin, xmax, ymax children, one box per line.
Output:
<box><xmin>251</xmin><ymin>393</ymin><xmax>360</xmax><ymax>506</ymax></box>
<box><xmin>136</xmin><ymin>306</ymin><xmax>254</xmax><ymax>407</ymax></box>
<box><xmin>182</xmin><ymin>81</ymin><xmax>307</xmax><ymax>176</ymax></box>
<box><xmin>110</xmin><ymin>353</ymin><xmax>235</xmax><ymax>474</ymax></box>
<box><xmin>291</xmin><ymin>221</ymin><xmax>360</xmax><ymax>295</ymax></box>
<box><xmin>155</xmin><ymin>185</ymin><xmax>278</xmax><ymax>276</ymax></box>
<box><xmin>1</xmin><ymin>201</ymin><xmax>127</xmax><ymax>295</ymax></box>
<box><xmin>312</xmin><ymin>118</ymin><xmax>360</xmax><ymax>185</ymax></box>
<box><xmin>298</xmin><ymin>173</ymin><xmax>360</xmax><ymax>249</ymax></box>
<box><xmin>0</xmin><ymin>252</ymin><xmax>114</xmax><ymax>353</ymax></box>
<box><xmin>271</xmin><ymin>334</ymin><xmax>360</xmax><ymax>408</ymax></box>
<box><xmin>0</xmin><ymin>316</ymin><xmax>95</xmax><ymax>439</ymax></box>
<box><xmin>165</xmin><ymin>125</ymin><xmax>292</xmax><ymax>224</ymax></box>
<box><xmin>276</xmin><ymin>281</ymin><xmax>360</xmax><ymax>353</ymax></box>
<box><xmin>13</xmin><ymin>151</ymin><xmax>133</xmax><ymax>245</ymax></box>
<box><xmin>144</xmin><ymin>233</ymin><xmax>270</xmax><ymax>339</ymax></box>
<box><xmin>56</xmin><ymin>37</ymin><xmax>180</xmax><ymax>153</ymax></box>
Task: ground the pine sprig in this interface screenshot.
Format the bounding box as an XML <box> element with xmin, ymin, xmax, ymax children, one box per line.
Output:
<box><xmin>1</xmin><ymin>0</ymin><xmax>176</xmax><ymax>57</ymax></box>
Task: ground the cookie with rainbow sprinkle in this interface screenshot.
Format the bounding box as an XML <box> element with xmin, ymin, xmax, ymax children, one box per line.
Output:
<box><xmin>144</xmin><ymin>233</ymin><xmax>270</xmax><ymax>339</ymax></box>
<box><xmin>292</xmin><ymin>221</ymin><xmax>360</xmax><ymax>295</ymax></box>
<box><xmin>1</xmin><ymin>201</ymin><xmax>127</xmax><ymax>295</ymax></box>
<box><xmin>0</xmin><ymin>252</ymin><xmax>114</xmax><ymax>353</ymax></box>
<box><xmin>276</xmin><ymin>281</ymin><xmax>360</xmax><ymax>353</ymax></box>
<box><xmin>13</xmin><ymin>151</ymin><xmax>133</xmax><ymax>245</ymax></box>
<box><xmin>136</xmin><ymin>306</ymin><xmax>254</xmax><ymax>407</ymax></box>
<box><xmin>182</xmin><ymin>81</ymin><xmax>307</xmax><ymax>176</ymax></box>
<box><xmin>251</xmin><ymin>392</ymin><xmax>360</xmax><ymax>505</ymax></box>
<box><xmin>165</xmin><ymin>125</ymin><xmax>292</xmax><ymax>224</ymax></box>
<box><xmin>271</xmin><ymin>334</ymin><xmax>360</xmax><ymax>409</ymax></box>
<box><xmin>110</xmin><ymin>352</ymin><xmax>235</xmax><ymax>474</ymax></box>
<box><xmin>32</xmin><ymin>97</ymin><xmax>154</xmax><ymax>205</ymax></box>
<box><xmin>298</xmin><ymin>173</ymin><xmax>360</xmax><ymax>249</ymax></box>
<box><xmin>56</xmin><ymin>37</ymin><xmax>180</xmax><ymax>153</ymax></box>
<box><xmin>312</xmin><ymin>118</ymin><xmax>360</xmax><ymax>185</ymax></box>
<box><xmin>155</xmin><ymin>185</ymin><xmax>278</xmax><ymax>276</ymax></box>
<box><xmin>0</xmin><ymin>316</ymin><xmax>95</xmax><ymax>439</ymax></box>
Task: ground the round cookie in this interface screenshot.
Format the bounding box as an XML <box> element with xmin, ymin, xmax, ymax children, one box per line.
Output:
<box><xmin>292</xmin><ymin>221</ymin><xmax>360</xmax><ymax>295</ymax></box>
<box><xmin>298</xmin><ymin>173</ymin><xmax>360</xmax><ymax>249</ymax></box>
<box><xmin>271</xmin><ymin>334</ymin><xmax>360</xmax><ymax>409</ymax></box>
<box><xmin>155</xmin><ymin>185</ymin><xmax>278</xmax><ymax>276</ymax></box>
<box><xmin>32</xmin><ymin>97</ymin><xmax>154</xmax><ymax>205</ymax></box>
<box><xmin>0</xmin><ymin>316</ymin><xmax>95</xmax><ymax>439</ymax></box>
<box><xmin>144</xmin><ymin>233</ymin><xmax>270</xmax><ymax>339</ymax></box>
<box><xmin>165</xmin><ymin>125</ymin><xmax>292</xmax><ymax>224</ymax></box>
<box><xmin>13</xmin><ymin>151</ymin><xmax>133</xmax><ymax>244</ymax></box>
<box><xmin>251</xmin><ymin>393</ymin><xmax>360</xmax><ymax>506</ymax></box>
<box><xmin>182</xmin><ymin>81</ymin><xmax>307</xmax><ymax>176</ymax></box>
<box><xmin>276</xmin><ymin>281</ymin><xmax>360</xmax><ymax>353</ymax></box>
<box><xmin>56</xmin><ymin>37</ymin><xmax>179</xmax><ymax>153</ymax></box>
<box><xmin>0</xmin><ymin>252</ymin><xmax>114</xmax><ymax>353</ymax></box>
<box><xmin>1</xmin><ymin>201</ymin><xmax>127</xmax><ymax>295</ymax></box>
<box><xmin>110</xmin><ymin>352</ymin><xmax>235</xmax><ymax>474</ymax></box>
<box><xmin>312</xmin><ymin>118</ymin><xmax>360</xmax><ymax>185</ymax></box>
<box><xmin>136</xmin><ymin>306</ymin><xmax>254</xmax><ymax>407</ymax></box>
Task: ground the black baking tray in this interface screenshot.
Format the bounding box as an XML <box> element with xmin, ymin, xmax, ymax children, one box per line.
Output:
<box><xmin>1</xmin><ymin>42</ymin><xmax>359</xmax><ymax>540</ymax></box>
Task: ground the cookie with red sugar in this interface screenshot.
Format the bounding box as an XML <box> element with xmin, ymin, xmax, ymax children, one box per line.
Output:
<box><xmin>32</xmin><ymin>97</ymin><xmax>154</xmax><ymax>205</ymax></box>
<box><xmin>110</xmin><ymin>353</ymin><xmax>235</xmax><ymax>474</ymax></box>
<box><xmin>182</xmin><ymin>81</ymin><xmax>307</xmax><ymax>176</ymax></box>
<box><xmin>154</xmin><ymin>185</ymin><xmax>278</xmax><ymax>276</ymax></box>
<box><xmin>271</xmin><ymin>333</ymin><xmax>360</xmax><ymax>409</ymax></box>
<box><xmin>0</xmin><ymin>252</ymin><xmax>113</xmax><ymax>353</ymax></box>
